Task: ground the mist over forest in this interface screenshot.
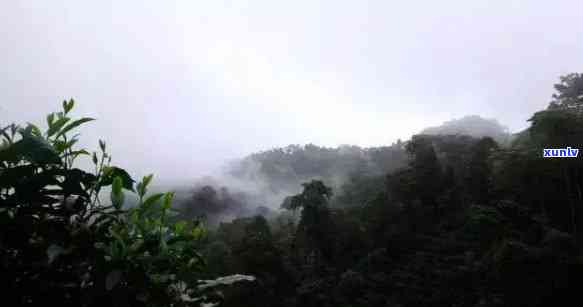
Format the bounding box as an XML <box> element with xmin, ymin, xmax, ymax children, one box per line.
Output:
<box><xmin>3</xmin><ymin>2</ymin><xmax>583</xmax><ymax>307</ymax></box>
<box><xmin>171</xmin><ymin>115</ymin><xmax>510</xmax><ymax>227</ymax></box>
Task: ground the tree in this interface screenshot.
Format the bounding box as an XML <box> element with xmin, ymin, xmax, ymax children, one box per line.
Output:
<box><xmin>282</xmin><ymin>180</ymin><xmax>335</xmax><ymax>268</ymax></box>
<box><xmin>548</xmin><ymin>73</ymin><xmax>583</xmax><ymax>113</ymax></box>
<box><xmin>528</xmin><ymin>74</ymin><xmax>583</xmax><ymax>238</ymax></box>
<box><xmin>490</xmin><ymin>73</ymin><xmax>583</xmax><ymax>239</ymax></box>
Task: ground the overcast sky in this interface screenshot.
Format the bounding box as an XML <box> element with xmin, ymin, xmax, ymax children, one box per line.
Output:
<box><xmin>1</xmin><ymin>1</ymin><xmax>582</xmax><ymax>183</ymax></box>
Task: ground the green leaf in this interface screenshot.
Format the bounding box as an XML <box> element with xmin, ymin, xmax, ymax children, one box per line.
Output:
<box><xmin>0</xmin><ymin>127</ymin><xmax>11</xmax><ymax>143</ymax></box>
<box><xmin>54</xmin><ymin>138</ymin><xmax>79</xmax><ymax>154</ymax></box>
<box><xmin>21</xmin><ymin>125</ymin><xmax>34</xmax><ymax>136</ymax></box>
<box><xmin>110</xmin><ymin>228</ymin><xmax>126</xmax><ymax>249</ymax></box>
<box><xmin>63</xmin><ymin>99</ymin><xmax>75</xmax><ymax>114</ymax></box>
<box><xmin>1</xmin><ymin>133</ymin><xmax>61</xmax><ymax>164</ymax></box>
<box><xmin>65</xmin><ymin>149</ymin><xmax>90</xmax><ymax>158</ymax></box>
<box><xmin>47</xmin><ymin>116</ymin><xmax>71</xmax><ymax>137</ymax></box>
<box><xmin>101</xmin><ymin>166</ymin><xmax>135</xmax><ymax>192</ymax></box>
<box><xmin>143</xmin><ymin>193</ymin><xmax>164</xmax><ymax>210</ymax></box>
<box><xmin>26</xmin><ymin>123</ymin><xmax>42</xmax><ymax>137</ymax></box>
<box><xmin>136</xmin><ymin>182</ymin><xmax>145</xmax><ymax>198</ymax></box>
<box><xmin>143</xmin><ymin>174</ymin><xmax>154</xmax><ymax>187</ymax></box>
<box><xmin>53</xmin><ymin>140</ymin><xmax>67</xmax><ymax>153</ymax></box>
<box><xmin>9</xmin><ymin>124</ymin><xmax>17</xmax><ymax>137</ymax></box>
<box><xmin>46</xmin><ymin>113</ymin><xmax>55</xmax><ymax>127</ymax></box>
<box><xmin>174</xmin><ymin>221</ymin><xmax>187</xmax><ymax>233</ymax></box>
<box><xmin>137</xmin><ymin>174</ymin><xmax>154</xmax><ymax>197</ymax></box>
<box><xmin>56</xmin><ymin>117</ymin><xmax>95</xmax><ymax>139</ymax></box>
<box><xmin>162</xmin><ymin>192</ymin><xmax>174</xmax><ymax>210</ymax></box>
<box><xmin>191</xmin><ymin>226</ymin><xmax>205</xmax><ymax>239</ymax></box>
<box><xmin>111</xmin><ymin>176</ymin><xmax>125</xmax><ymax>209</ymax></box>
<box><xmin>99</xmin><ymin>139</ymin><xmax>106</xmax><ymax>152</ymax></box>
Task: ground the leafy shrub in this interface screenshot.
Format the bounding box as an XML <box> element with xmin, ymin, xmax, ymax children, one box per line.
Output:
<box><xmin>0</xmin><ymin>100</ymin><xmax>252</xmax><ymax>306</ymax></box>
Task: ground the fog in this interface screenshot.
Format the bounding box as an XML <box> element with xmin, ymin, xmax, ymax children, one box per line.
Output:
<box><xmin>2</xmin><ymin>1</ymin><xmax>583</xmax><ymax>184</ymax></box>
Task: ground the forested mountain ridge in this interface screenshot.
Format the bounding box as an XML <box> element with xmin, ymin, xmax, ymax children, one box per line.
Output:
<box><xmin>220</xmin><ymin>115</ymin><xmax>511</xmax><ymax>208</ymax></box>
<box><xmin>175</xmin><ymin>116</ymin><xmax>510</xmax><ymax>218</ymax></box>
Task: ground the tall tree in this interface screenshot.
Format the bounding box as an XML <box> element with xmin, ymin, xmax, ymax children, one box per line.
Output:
<box><xmin>282</xmin><ymin>180</ymin><xmax>335</xmax><ymax>268</ymax></box>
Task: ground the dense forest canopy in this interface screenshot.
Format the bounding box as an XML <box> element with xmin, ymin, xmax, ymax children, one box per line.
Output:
<box><xmin>173</xmin><ymin>115</ymin><xmax>513</xmax><ymax>222</ymax></box>
<box><xmin>175</xmin><ymin>73</ymin><xmax>583</xmax><ymax>306</ymax></box>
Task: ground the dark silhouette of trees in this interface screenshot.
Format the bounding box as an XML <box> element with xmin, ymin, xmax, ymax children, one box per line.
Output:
<box><xmin>283</xmin><ymin>181</ymin><xmax>336</xmax><ymax>268</ymax></box>
<box><xmin>407</xmin><ymin>135</ymin><xmax>444</xmax><ymax>217</ymax></box>
<box><xmin>209</xmin><ymin>73</ymin><xmax>583</xmax><ymax>307</ymax></box>
<box><xmin>466</xmin><ymin>137</ymin><xmax>498</xmax><ymax>205</ymax></box>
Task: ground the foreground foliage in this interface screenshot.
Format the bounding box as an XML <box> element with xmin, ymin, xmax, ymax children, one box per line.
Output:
<box><xmin>0</xmin><ymin>100</ymin><xmax>252</xmax><ymax>306</ymax></box>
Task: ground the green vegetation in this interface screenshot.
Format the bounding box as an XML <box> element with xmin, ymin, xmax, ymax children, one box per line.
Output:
<box><xmin>0</xmin><ymin>100</ymin><xmax>252</xmax><ymax>306</ymax></box>
<box><xmin>4</xmin><ymin>73</ymin><xmax>583</xmax><ymax>306</ymax></box>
